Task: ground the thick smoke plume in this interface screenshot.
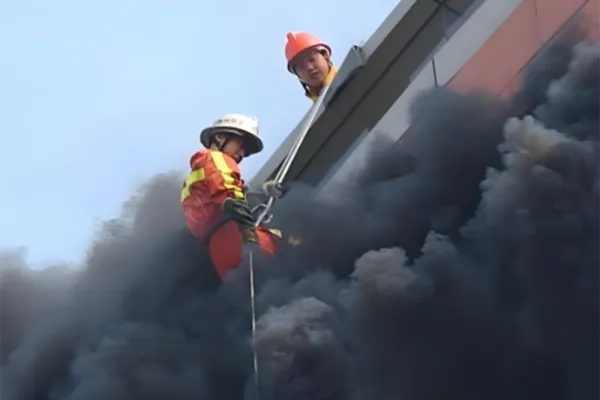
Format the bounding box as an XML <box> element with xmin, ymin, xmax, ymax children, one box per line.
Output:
<box><xmin>2</xmin><ymin>24</ymin><xmax>598</xmax><ymax>400</ymax></box>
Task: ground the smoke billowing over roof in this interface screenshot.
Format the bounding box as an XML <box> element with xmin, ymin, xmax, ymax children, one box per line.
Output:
<box><xmin>1</xmin><ymin>25</ymin><xmax>598</xmax><ymax>400</ymax></box>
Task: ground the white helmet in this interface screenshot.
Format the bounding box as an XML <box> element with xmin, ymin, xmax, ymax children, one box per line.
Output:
<box><xmin>200</xmin><ymin>113</ymin><xmax>263</xmax><ymax>157</ymax></box>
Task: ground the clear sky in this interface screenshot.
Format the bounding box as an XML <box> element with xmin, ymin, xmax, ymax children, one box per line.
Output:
<box><xmin>1</xmin><ymin>0</ymin><xmax>400</xmax><ymax>269</ymax></box>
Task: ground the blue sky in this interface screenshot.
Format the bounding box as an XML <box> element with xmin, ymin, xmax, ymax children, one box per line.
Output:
<box><xmin>1</xmin><ymin>0</ymin><xmax>399</xmax><ymax>268</ymax></box>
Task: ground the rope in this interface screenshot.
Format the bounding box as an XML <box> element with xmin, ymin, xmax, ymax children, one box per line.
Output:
<box><xmin>249</xmin><ymin>249</ymin><xmax>260</xmax><ymax>399</ymax></box>
<box><xmin>247</xmin><ymin>82</ymin><xmax>333</xmax><ymax>399</ymax></box>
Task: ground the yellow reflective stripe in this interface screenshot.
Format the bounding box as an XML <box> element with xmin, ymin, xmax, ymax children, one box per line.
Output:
<box><xmin>180</xmin><ymin>168</ymin><xmax>206</xmax><ymax>202</ymax></box>
<box><xmin>288</xmin><ymin>236</ymin><xmax>302</xmax><ymax>247</ymax></box>
<box><xmin>324</xmin><ymin>65</ymin><xmax>337</xmax><ymax>85</ymax></box>
<box><xmin>268</xmin><ymin>228</ymin><xmax>282</xmax><ymax>239</ymax></box>
<box><xmin>209</xmin><ymin>151</ymin><xmax>245</xmax><ymax>200</ymax></box>
<box><xmin>266</xmin><ymin>229</ymin><xmax>302</xmax><ymax>246</ymax></box>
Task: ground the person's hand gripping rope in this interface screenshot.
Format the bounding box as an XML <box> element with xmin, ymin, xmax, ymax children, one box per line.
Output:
<box><xmin>222</xmin><ymin>198</ymin><xmax>258</xmax><ymax>243</ymax></box>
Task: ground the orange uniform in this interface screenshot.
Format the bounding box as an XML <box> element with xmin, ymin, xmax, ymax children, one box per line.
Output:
<box><xmin>181</xmin><ymin>149</ymin><xmax>279</xmax><ymax>280</ymax></box>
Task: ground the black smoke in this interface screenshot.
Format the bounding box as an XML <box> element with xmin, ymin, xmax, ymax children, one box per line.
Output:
<box><xmin>1</xmin><ymin>24</ymin><xmax>598</xmax><ymax>400</ymax></box>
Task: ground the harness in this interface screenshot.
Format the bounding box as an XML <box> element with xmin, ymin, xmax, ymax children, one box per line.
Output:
<box><xmin>200</xmin><ymin>217</ymin><xmax>282</xmax><ymax>247</ymax></box>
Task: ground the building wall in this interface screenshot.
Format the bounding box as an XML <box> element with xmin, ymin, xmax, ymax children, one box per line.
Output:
<box><xmin>320</xmin><ymin>0</ymin><xmax>598</xmax><ymax>190</ymax></box>
<box><xmin>448</xmin><ymin>0</ymin><xmax>599</xmax><ymax>97</ymax></box>
<box><xmin>287</xmin><ymin>0</ymin><xmax>479</xmax><ymax>186</ymax></box>
<box><xmin>319</xmin><ymin>0</ymin><xmax>518</xmax><ymax>189</ymax></box>
<box><xmin>250</xmin><ymin>0</ymin><xmax>458</xmax><ymax>189</ymax></box>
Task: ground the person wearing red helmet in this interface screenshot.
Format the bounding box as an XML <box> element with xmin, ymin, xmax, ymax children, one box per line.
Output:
<box><xmin>285</xmin><ymin>31</ymin><xmax>337</xmax><ymax>103</ymax></box>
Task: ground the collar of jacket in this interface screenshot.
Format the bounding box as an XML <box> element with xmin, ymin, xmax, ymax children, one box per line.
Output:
<box><xmin>305</xmin><ymin>65</ymin><xmax>337</xmax><ymax>103</ymax></box>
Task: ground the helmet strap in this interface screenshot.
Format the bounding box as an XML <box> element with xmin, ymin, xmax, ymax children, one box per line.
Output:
<box><xmin>210</xmin><ymin>132</ymin><xmax>245</xmax><ymax>162</ymax></box>
<box><xmin>301</xmin><ymin>81</ymin><xmax>311</xmax><ymax>97</ymax></box>
<box><xmin>210</xmin><ymin>132</ymin><xmax>230</xmax><ymax>151</ymax></box>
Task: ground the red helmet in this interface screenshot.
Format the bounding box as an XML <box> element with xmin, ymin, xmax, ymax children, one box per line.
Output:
<box><xmin>285</xmin><ymin>31</ymin><xmax>331</xmax><ymax>73</ymax></box>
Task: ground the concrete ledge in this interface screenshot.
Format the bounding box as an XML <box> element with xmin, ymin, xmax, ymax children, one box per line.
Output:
<box><xmin>248</xmin><ymin>104</ymin><xmax>321</xmax><ymax>190</ymax></box>
<box><xmin>320</xmin><ymin>59</ymin><xmax>438</xmax><ymax>188</ymax></box>
<box><xmin>283</xmin><ymin>0</ymin><xmax>448</xmax><ymax>185</ymax></box>
<box><xmin>319</xmin><ymin>0</ymin><xmax>524</xmax><ymax>186</ymax></box>
<box><xmin>248</xmin><ymin>0</ymin><xmax>438</xmax><ymax>189</ymax></box>
<box><xmin>361</xmin><ymin>0</ymin><xmax>418</xmax><ymax>58</ymax></box>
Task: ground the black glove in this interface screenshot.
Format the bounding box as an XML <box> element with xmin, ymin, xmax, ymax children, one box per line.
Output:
<box><xmin>222</xmin><ymin>198</ymin><xmax>255</xmax><ymax>228</ymax></box>
<box><xmin>242</xmin><ymin>226</ymin><xmax>258</xmax><ymax>244</ymax></box>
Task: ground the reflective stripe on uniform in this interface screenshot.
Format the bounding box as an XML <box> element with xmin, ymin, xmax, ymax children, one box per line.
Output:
<box><xmin>210</xmin><ymin>151</ymin><xmax>245</xmax><ymax>200</ymax></box>
<box><xmin>181</xmin><ymin>168</ymin><xmax>206</xmax><ymax>202</ymax></box>
<box><xmin>288</xmin><ymin>236</ymin><xmax>302</xmax><ymax>246</ymax></box>
<box><xmin>266</xmin><ymin>228</ymin><xmax>301</xmax><ymax>246</ymax></box>
<box><xmin>268</xmin><ymin>228</ymin><xmax>282</xmax><ymax>238</ymax></box>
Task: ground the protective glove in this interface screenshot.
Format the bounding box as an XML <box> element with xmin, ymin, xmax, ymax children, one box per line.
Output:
<box><xmin>262</xmin><ymin>180</ymin><xmax>286</xmax><ymax>199</ymax></box>
<box><xmin>222</xmin><ymin>198</ymin><xmax>255</xmax><ymax>228</ymax></box>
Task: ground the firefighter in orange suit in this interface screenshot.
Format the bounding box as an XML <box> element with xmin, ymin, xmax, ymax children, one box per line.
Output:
<box><xmin>181</xmin><ymin>114</ymin><xmax>281</xmax><ymax>280</ymax></box>
<box><xmin>285</xmin><ymin>31</ymin><xmax>337</xmax><ymax>103</ymax></box>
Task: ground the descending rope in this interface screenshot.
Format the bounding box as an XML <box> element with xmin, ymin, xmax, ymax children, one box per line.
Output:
<box><xmin>247</xmin><ymin>83</ymin><xmax>332</xmax><ymax>400</ymax></box>
<box><xmin>249</xmin><ymin>250</ymin><xmax>259</xmax><ymax>399</ymax></box>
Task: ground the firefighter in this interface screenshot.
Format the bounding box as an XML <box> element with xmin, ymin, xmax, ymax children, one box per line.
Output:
<box><xmin>181</xmin><ymin>114</ymin><xmax>281</xmax><ymax>280</ymax></box>
<box><xmin>285</xmin><ymin>31</ymin><xmax>337</xmax><ymax>103</ymax></box>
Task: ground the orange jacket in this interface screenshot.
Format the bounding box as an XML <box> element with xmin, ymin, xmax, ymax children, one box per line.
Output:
<box><xmin>181</xmin><ymin>149</ymin><xmax>247</xmax><ymax>240</ymax></box>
